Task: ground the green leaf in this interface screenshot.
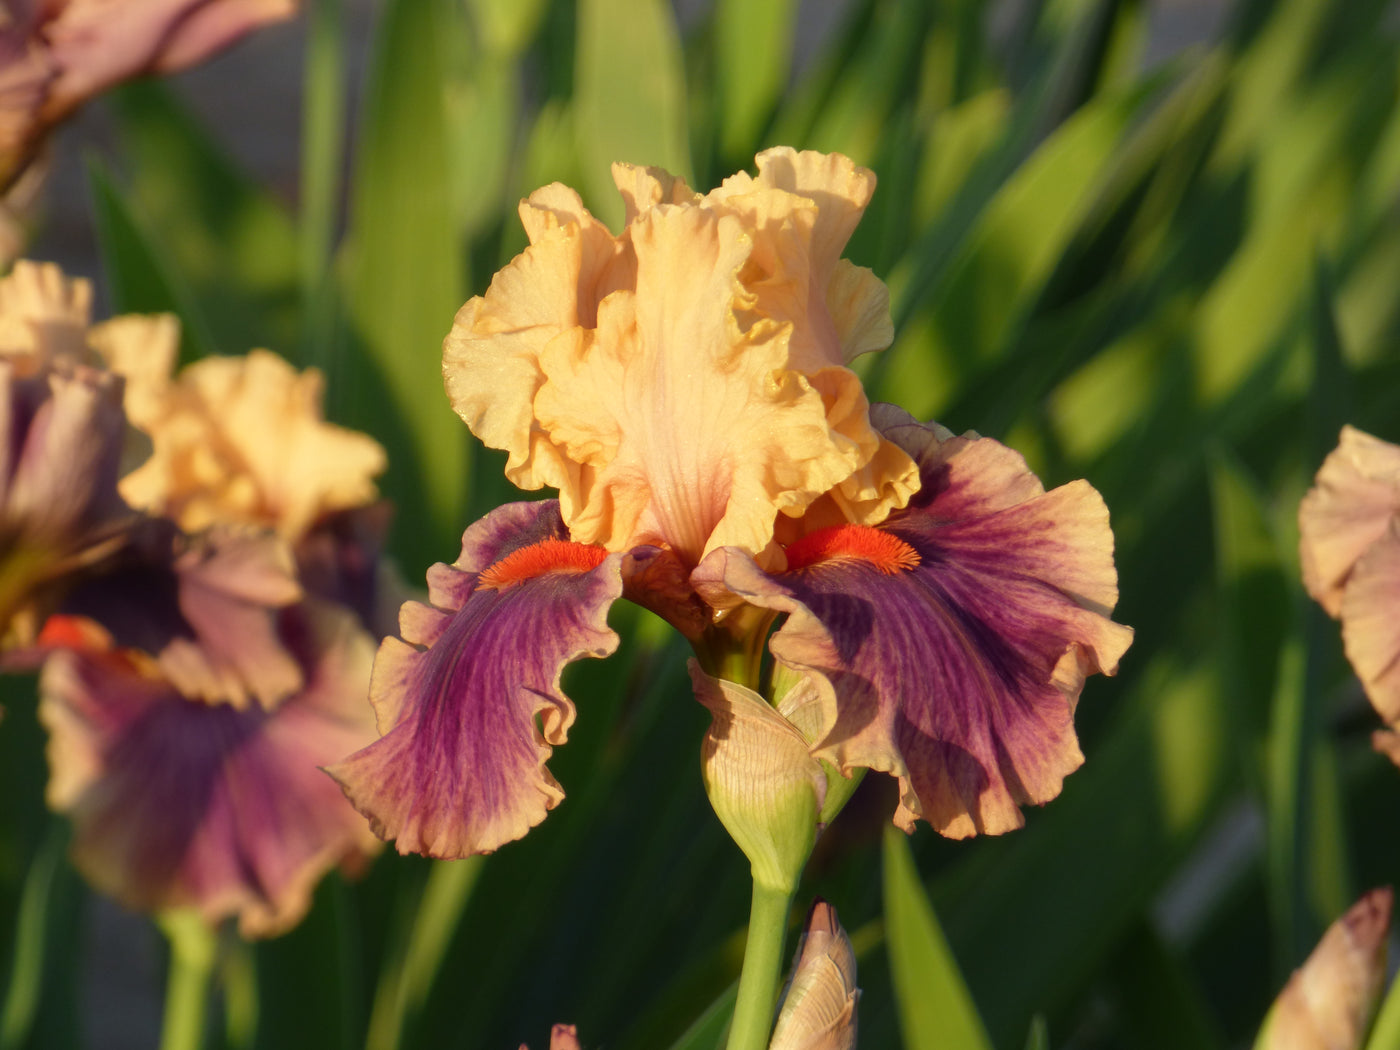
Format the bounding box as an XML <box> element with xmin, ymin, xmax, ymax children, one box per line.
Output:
<box><xmin>467</xmin><ymin>0</ymin><xmax>547</xmax><ymax>56</ymax></box>
<box><xmin>936</xmin><ymin>656</ymin><xmax>1237</xmax><ymax>1048</ymax></box>
<box><xmin>86</xmin><ymin>158</ymin><xmax>216</xmax><ymax>362</ymax></box>
<box><xmin>1024</xmin><ymin>1016</ymin><xmax>1049</xmax><ymax>1050</ymax></box>
<box><xmin>883</xmin><ymin>827</ymin><xmax>994</xmax><ymax>1050</ymax></box>
<box><xmin>0</xmin><ymin>825</ymin><xmax>68</xmax><ymax>1050</ymax></box>
<box><xmin>1365</xmin><ymin>971</ymin><xmax>1400</xmax><ymax>1050</ymax></box>
<box><xmin>1104</xmin><ymin>923</ymin><xmax>1228</xmax><ymax>1049</ymax></box>
<box><xmin>340</xmin><ymin>0</ymin><xmax>470</xmax><ymax>564</ymax></box>
<box><xmin>299</xmin><ymin>0</ymin><xmax>348</xmax><ymax>363</ymax></box>
<box><xmin>441</xmin><ymin>2</ymin><xmax>520</xmax><ymax>239</ymax></box>
<box><xmin>575</xmin><ymin>0</ymin><xmax>691</xmax><ymax>227</ymax></box>
<box><xmin>664</xmin><ymin>985</ymin><xmax>735</xmax><ymax>1050</ymax></box>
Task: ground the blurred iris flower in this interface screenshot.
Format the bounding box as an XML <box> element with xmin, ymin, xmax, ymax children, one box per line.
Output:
<box><xmin>0</xmin><ymin>259</ymin><xmax>388</xmax><ymax>935</ymax></box>
<box><xmin>0</xmin><ymin>0</ymin><xmax>297</xmax><ymax>187</ymax></box>
<box><xmin>332</xmin><ymin>148</ymin><xmax>1132</xmax><ymax>864</ymax></box>
<box><xmin>0</xmin><ymin>0</ymin><xmax>298</xmax><ymax>267</ymax></box>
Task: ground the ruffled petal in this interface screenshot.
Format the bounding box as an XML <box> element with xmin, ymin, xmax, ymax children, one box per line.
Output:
<box><xmin>612</xmin><ymin>160</ymin><xmax>698</xmax><ymax>224</ymax></box>
<box><xmin>41</xmin><ymin>0</ymin><xmax>296</xmax><ymax>123</ymax></box>
<box><xmin>328</xmin><ymin>501</ymin><xmax>623</xmax><ymax>859</ymax></box>
<box><xmin>0</xmin><ymin>259</ymin><xmax>92</xmax><ymax>370</ymax></box>
<box><xmin>55</xmin><ymin>524</ymin><xmax>304</xmax><ymax>710</ymax></box>
<box><xmin>40</xmin><ymin>599</ymin><xmax>381</xmax><ymax>938</ymax></box>
<box><xmin>535</xmin><ymin>203</ymin><xmax>867</xmax><ymax>565</ymax></box>
<box><xmin>1299</xmin><ymin>426</ymin><xmax>1400</xmax><ymax>617</ymax></box>
<box><xmin>703</xmin><ymin>421</ymin><xmax>1132</xmax><ymax>838</ymax></box>
<box><xmin>443</xmin><ymin>186</ymin><xmax>625</xmax><ymax>494</ymax></box>
<box><xmin>86</xmin><ymin>312</ymin><xmax>180</xmax><ymax>423</ymax></box>
<box><xmin>1337</xmin><ymin>520</ymin><xmax>1400</xmax><ymax>724</ymax></box>
<box><xmin>443</xmin><ymin>152</ymin><xmax>918</xmax><ymax>568</ymax></box>
<box><xmin>116</xmin><ymin>349</ymin><xmax>387</xmax><ymax>541</ymax></box>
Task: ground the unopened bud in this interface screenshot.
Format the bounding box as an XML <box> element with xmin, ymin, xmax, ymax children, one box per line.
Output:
<box><xmin>771</xmin><ymin>899</ymin><xmax>859</xmax><ymax>1050</ymax></box>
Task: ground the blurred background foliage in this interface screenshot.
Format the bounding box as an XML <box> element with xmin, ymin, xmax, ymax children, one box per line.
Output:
<box><xmin>5</xmin><ymin>0</ymin><xmax>1400</xmax><ymax>1047</ymax></box>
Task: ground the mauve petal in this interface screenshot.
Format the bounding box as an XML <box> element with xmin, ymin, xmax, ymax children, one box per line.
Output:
<box><xmin>1299</xmin><ymin>426</ymin><xmax>1400</xmax><ymax>617</ymax></box>
<box><xmin>1372</xmin><ymin>729</ymin><xmax>1400</xmax><ymax>768</ymax></box>
<box><xmin>41</xmin><ymin>599</ymin><xmax>380</xmax><ymax>938</ymax></box>
<box><xmin>57</xmin><ymin>525</ymin><xmax>304</xmax><ymax>709</ymax></box>
<box><xmin>706</xmin><ymin>423</ymin><xmax>1132</xmax><ymax>838</ymax></box>
<box><xmin>328</xmin><ymin>501</ymin><xmax>623</xmax><ymax>859</ymax></box>
<box><xmin>148</xmin><ymin>0</ymin><xmax>297</xmax><ymax>73</ymax></box>
<box><xmin>0</xmin><ymin>36</ymin><xmax>54</xmax><ymax>186</ymax></box>
<box><xmin>7</xmin><ymin>364</ymin><xmax>126</xmax><ymax>538</ymax></box>
<box><xmin>41</xmin><ymin>0</ymin><xmax>295</xmax><ymax>123</ymax></box>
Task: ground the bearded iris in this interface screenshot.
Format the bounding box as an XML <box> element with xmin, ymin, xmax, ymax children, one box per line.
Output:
<box><xmin>329</xmin><ymin>147</ymin><xmax>1131</xmax><ymax>1049</ymax></box>
<box><xmin>333</xmin><ymin>146</ymin><xmax>1132</xmax><ymax>856</ymax></box>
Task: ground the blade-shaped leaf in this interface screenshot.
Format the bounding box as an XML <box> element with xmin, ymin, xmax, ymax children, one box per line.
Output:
<box><xmin>884</xmin><ymin>827</ymin><xmax>993</xmax><ymax>1050</ymax></box>
<box><xmin>575</xmin><ymin>0</ymin><xmax>691</xmax><ymax>227</ymax></box>
<box><xmin>340</xmin><ymin>0</ymin><xmax>469</xmax><ymax>563</ymax></box>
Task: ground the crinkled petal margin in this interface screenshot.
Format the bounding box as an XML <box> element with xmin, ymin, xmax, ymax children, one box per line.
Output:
<box><xmin>1299</xmin><ymin>425</ymin><xmax>1400</xmax><ymax>618</ymax></box>
<box><xmin>1338</xmin><ymin>520</ymin><xmax>1400</xmax><ymax>725</ymax></box>
<box><xmin>700</xmin><ymin>419</ymin><xmax>1132</xmax><ymax>838</ymax></box>
<box><xmin>40</xmin><ymin>600</ymin><xmax>380</xmax><ymax>938</ymax></box>
<box><xmin>328</xmin><ymin>501</ymin><xmax>623</xmax><ymax>859</ymax></box>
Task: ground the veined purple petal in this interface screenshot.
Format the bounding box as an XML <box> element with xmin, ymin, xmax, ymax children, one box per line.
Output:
<box><xmin>328</xmin><ymin>501</ymin><xmax>623</xmax><ymax>859</ymax></box>
<box><xmin>40</xmin><ymin>599</ymin><xmax>380</xmax><ymax>938</ymax></box>
<box><xmin>701</xmin><ymin>416</ymin><xmax>1132</xmax><ymax>838</ymax></box>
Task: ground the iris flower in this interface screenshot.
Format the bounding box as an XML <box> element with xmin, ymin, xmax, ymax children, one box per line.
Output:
<box><xmin>41</xmin><ymin>597</ymin><xmax>381</xmax><ymax>937</ymax></box>
<box><xmin>1299</xmin><ymin>426</ymin><xmax>1400</xmax><ymax>760</ymax></box>
<box><xmin>1</xmin><ymin>262</ymin><xmax>387</xmax><ymax>934</ymax></box>
<box><xmin>333</xmin><ymin>149</ymin><xmax>1131</xmax><ymax>862</ymax></box>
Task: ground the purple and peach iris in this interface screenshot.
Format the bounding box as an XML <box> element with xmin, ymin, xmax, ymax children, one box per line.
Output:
<box><xmin>0</xmin><ymin>259</ymin><xmax>387</xmax><ymax>935</ymax></box>
<box><xmin>334</xmin><ymin>149</ymin><xmax>1132</xmax><ymax>859</ymax></box>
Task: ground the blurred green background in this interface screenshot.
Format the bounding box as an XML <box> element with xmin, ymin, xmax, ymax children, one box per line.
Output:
<box><xmin>6</xmin><ymin>0</ymin><xmax>1400</xmax><ymax>1047</ymax></box>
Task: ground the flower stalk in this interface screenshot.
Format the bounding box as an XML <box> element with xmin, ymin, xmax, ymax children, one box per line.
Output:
<box><xmin>728</xmin><ymin>881</ymin><xmax>794</xmax><ymax>1050</ymax></box>
<box><xmin>158</xmin><ymin>911</ymin><xmax>218</xmax><ymax>1050</ymax></box>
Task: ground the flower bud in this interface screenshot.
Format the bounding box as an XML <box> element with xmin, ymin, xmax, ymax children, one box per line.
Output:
<box><xmin>1255</xmin><ymin>888</ymin><xmax>1391</xmax><ymax>1050</ymax></box>
<box><xmin>771</xmin><ymin>899</ymin><xmax>859</xmax><ymax>1050</ymax></box>
<box><xmin>691</xmin><ymin>662</ymin><xmax>825</xmax><ymax>893</ymax></box>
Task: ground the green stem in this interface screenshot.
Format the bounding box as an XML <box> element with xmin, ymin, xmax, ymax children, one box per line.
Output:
<box><xmin>157</xmin><ymin>912</ymin><xmax>217</xmax><ymax>1050</ymax></box>
<box><xmin>726</xmin><ymin>881</ymin><xmax>793</xmax><ymax>1050</ymax></box>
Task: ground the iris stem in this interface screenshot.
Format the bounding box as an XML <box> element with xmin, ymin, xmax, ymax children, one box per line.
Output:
<box><xmin>726</xmin><ymin>880</ymin><xmax>793</xmax><ymax>1050</ymax></box>
<box><xmin>157</xmin><ymin>911</ymin><xmax>217</xmax><ymax>1050</ymax></box>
